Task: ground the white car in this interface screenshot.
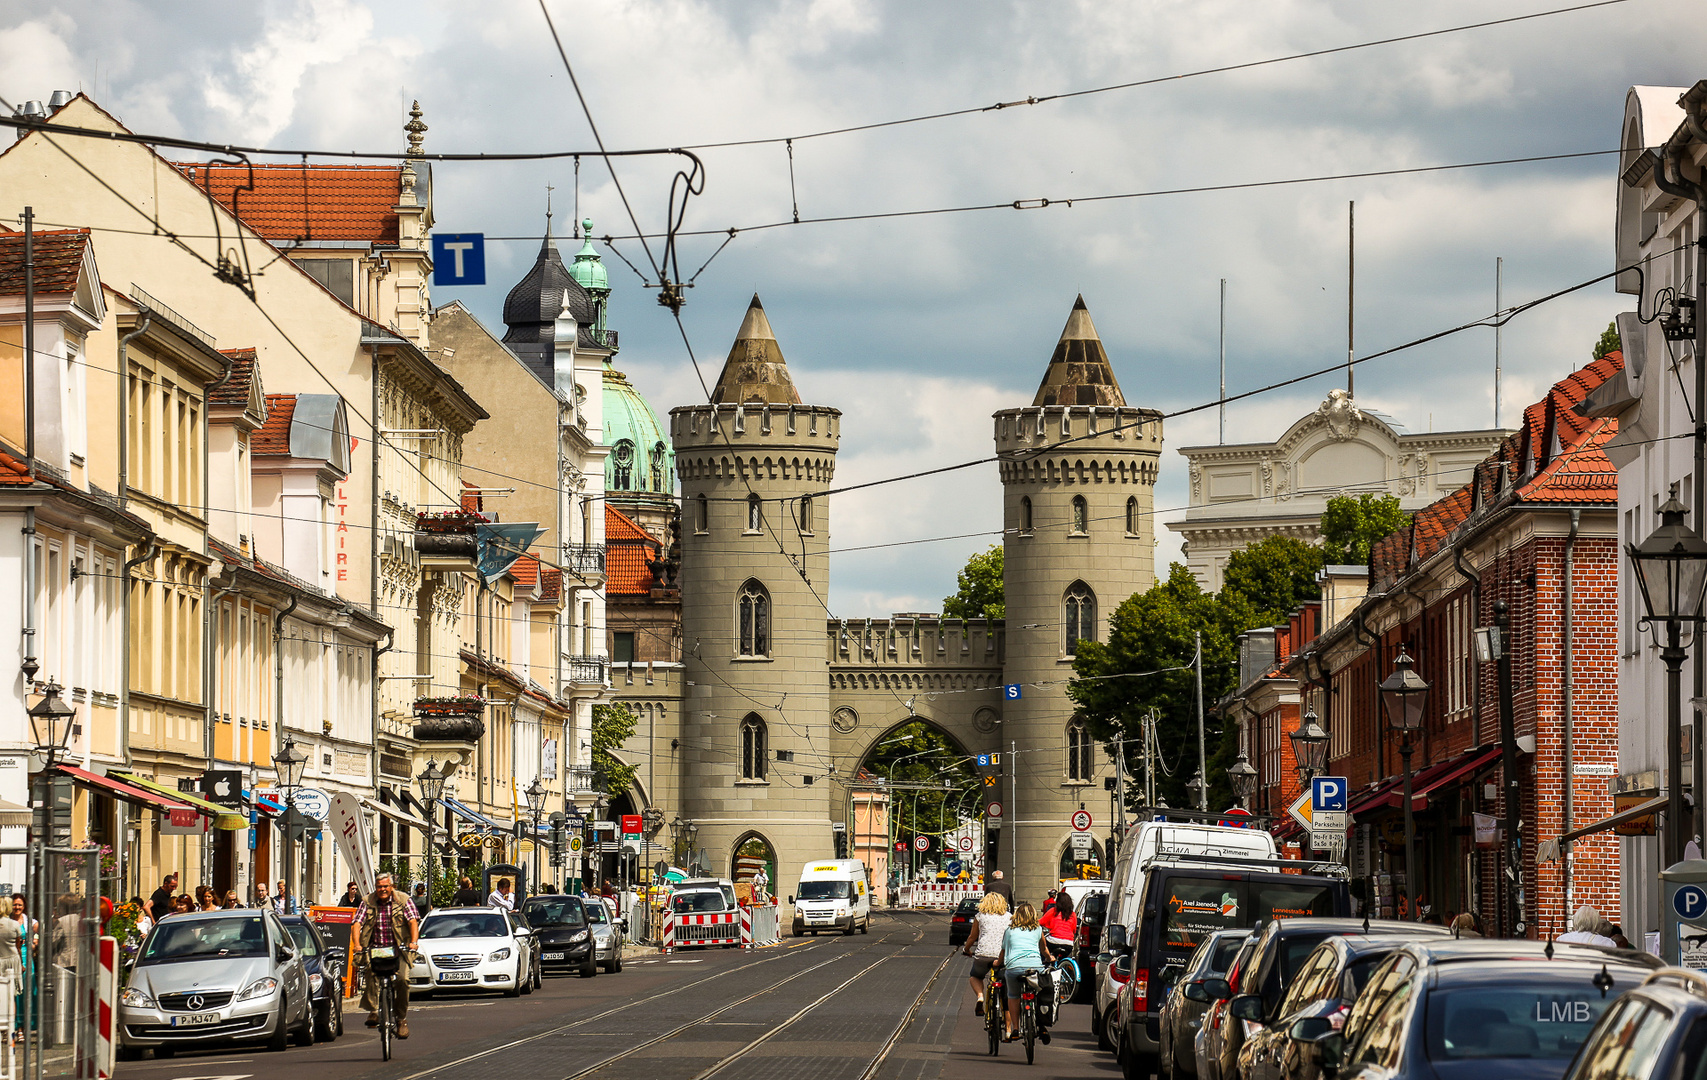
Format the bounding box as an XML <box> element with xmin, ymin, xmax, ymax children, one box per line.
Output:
<box><xmin>408</xmin><ymin>907</ymin><xmax>536</xmax><ymax>998</ymax></box>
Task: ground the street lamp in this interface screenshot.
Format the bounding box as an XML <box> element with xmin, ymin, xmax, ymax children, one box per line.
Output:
<box><xmin>273</xmin><ymin>736</ymin><xmax>309</xmax><ymax>908</ymax></box>
<box><xmin>684</xmin><ymin>819</ymin><xmax>700</xmax><ymax>875</ymax></box>
<box><xmin>524</xmin><ymin>778</ymin><xmax>547</xmax><ymax>892</ymax></box>
<box><xmin>28</xmin><ymin>681</ymin><xmax>77</xmax><ymax>844</ymax></box>
<box><xmin>1379</xmin><ymin>649</ymin><xmax>1430</xmax><ymax>922</ymax></box>
<box><xmin>1227</xmin><ymin>752</ymin><xmax>1258</xmax><ymax>808</ymax></box>
<box><xmin>416</xmin><ymin>759</ymin><xmax>448</xmax><ymax>899</ymax></box>
<box><xmin>1184</xmin><ymin>770</ymin><xmax>1205</xmax><ymax>809</ymax></box>
<box><xmin>1290</xmin><ymin>707</ymin><xmax>1331</xmax><ymax>783</ymax></box>
<box><xmin>1628</xmin><ymin>486</ymin><xmax>1707</xmax><ymax>867</ymax></box>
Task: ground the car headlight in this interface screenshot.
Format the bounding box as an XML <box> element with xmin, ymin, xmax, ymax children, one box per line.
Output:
<box><xmin>309</xmin><ymin>973</ymin><xmax>323</xmax><ymax>993</ymax></box>
<box><xmin>488</xmin><ymin>947</ymin><xmax>511</xmax><ymax>961</ymax></box>
<box><xmin>568</xmin><ymin>931</ymin><xmax>590</xmax><ymax>944</ymax></box>
<box><xmin>120</xmin><ymin>987</ymin><xmax>154</xmax><ymax>1009</ymax></box>
<box><xmin>237</xmin><ymin>977</ymin><xmax>279</xmax><ymax>1001</ymax></box>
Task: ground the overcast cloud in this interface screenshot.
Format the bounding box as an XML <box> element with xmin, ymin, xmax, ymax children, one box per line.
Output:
<box><xmin>3</xmin><ymin>0</ymin><xmax>1703</xmax><ymax>616</ymax></box>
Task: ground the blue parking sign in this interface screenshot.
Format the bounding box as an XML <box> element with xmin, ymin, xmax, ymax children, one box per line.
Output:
<box><xmin>1674</xmin><ymin>884</ymin><xmax>1707</xmax><ymax>921</ymax></box>
<box><xmin>432</xmin><ymin>233</ymin><xmax>486</xmax><ymax>285</ymax></box>
<box><xmin>1311</xmin><ymin>776</ymin><xmax>1348</xmax><ymax>812</ymax></box>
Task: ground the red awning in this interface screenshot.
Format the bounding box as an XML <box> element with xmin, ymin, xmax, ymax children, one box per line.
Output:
<box><xmin>55</xmin><ymin>764</ymin><xmax>196</xmax><ymax>814</ymax></box>
<box><xmin>1408</xmin><ymin>746</ymin><xmax>1503</xmax><ymax>808</ymax></box>
<box><xmin>1347</xmin><ymin>777</ymin><xmax>1404</xmax><ymax>817</ymax></box>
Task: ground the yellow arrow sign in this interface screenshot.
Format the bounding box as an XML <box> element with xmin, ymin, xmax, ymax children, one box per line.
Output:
<box><xmin>1287</xmin><ymin>790</ymin><xmax>1313</xmax><ymax>830</ymax></box>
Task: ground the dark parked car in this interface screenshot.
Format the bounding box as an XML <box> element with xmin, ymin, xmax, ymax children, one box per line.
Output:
<box><xmin>1158</xmin><ymin>929</ymin><xmax>1250</xmax><ymax>1079</ymax></box>
<box><xmin>949</xmin><ymin>898</ymin><xmax>979</xmax><ymax>947</ymax></box>
<box><xmin>1072</xmin><ymin>887</ymin><xmax>1109</xmax><ymax>1001</ymax></box>
<box><xmin>1235</xmin><ymin>931</ymin><xmax>1445</xmax><ymax>1080</ymax></box>
<box><xmin>1195</xmin><ymin>935</ymin><xmax>1260</xmax><ymax>1080</ymax></box>
<box><xmin>279</xmin><ymin>916</ymin><xmax>344</xmax><ymax>1042</ymax></box>
<box><xmin>1562</xmin><ymin>968</ymin><xmax>1707</xmax><ymax>1080</ymax></box>
<box><xmin>520</xmin><ymin>894</ymin><xmax>597</xmax><ymax>978</ymax></box>
<box><xmin>1292</xmin><ymin>939</ymin><xmax>1662</xmax><ymax>1080</ymax></box>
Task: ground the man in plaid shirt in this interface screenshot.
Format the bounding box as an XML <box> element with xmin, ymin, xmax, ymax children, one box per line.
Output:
<box><xmin>354</xmin><ymin>873</ymin><xmax>419</xmax><ymax>1037</ymax></box>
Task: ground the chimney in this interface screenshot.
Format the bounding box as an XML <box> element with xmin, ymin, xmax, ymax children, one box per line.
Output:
<box><xmin>47</xmin><ymin>90</ymin><xmax>74</xmax><ymax>110</ymax></box>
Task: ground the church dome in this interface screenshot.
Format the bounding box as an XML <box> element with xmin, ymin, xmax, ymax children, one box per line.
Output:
<box><xmin>603</xmin><ymin>363</ymin><xmax>674</xmax><ymax>499</ymax></box>
<box><xmin>569</xmin><ymin>219</ymin><xmax>610</xmax><ymax>293</ymax></box>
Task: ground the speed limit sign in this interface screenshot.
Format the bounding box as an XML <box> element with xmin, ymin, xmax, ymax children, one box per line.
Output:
<box><xmin>1071</xmin><ymin>809</ymin><xmax>1093</xmax><ymax>832</ymax></box>
<box><xmin>958</xmin><ymin>836</ymin><xmax>974</xmax><ymax>852</ymax></box>
<box><xmin>913</xmin><ymin>834</ymin><xmax>930</xmax><ymax>852</ymax></box>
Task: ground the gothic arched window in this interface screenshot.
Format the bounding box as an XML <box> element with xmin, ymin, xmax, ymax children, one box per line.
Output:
<box><xmin>747</xmin><ymin>493</ymin><xmax>763</xmax><ymax>533</ymax></box>
<box><xmin>650</xmin><ymin>442</ymin><xmax>666</xmax><ymax>491</ymax></box>
<box><xmin>738</xmin><ymin>579</ymin><xmax>770</xmax><ymax>657</ymax></box>
<box><xmin>799</xmin><ymin>495</ymin><xmax>814</xmax><ymax>534</ymax></box>
<box><xmin>1126</xmin><ymin>496</ymin><xmax>1138</xmax><ymax>536</ymax></box>
<box><xmin>1064</xmin><ymin>581</ymin><xmax>1097</xmax><ymax>656</ymax></box>
<box><xmin>1019</xmin><ymin>496</ymin><xmax>1033</xmax><ymax>536</ymax></box>
<box><xmin>1071</xmin><ymin>495</ymin><xmax>1089</xmax><ymax>535</ymax></box>
<box><xmin>1068</xmin><ymin>719</ymin><xmax>1093</xmax><ymax>782</ymax></box>
<box><xmin>741</xmin><ymin>715</ymin><xmax>768</xmax><ymax>780</ymax></box>
<box><xmin>695</xmin><ymin>493</ymin><xmax>708</xmax><ymax>533</ymax></box>
<box><xmin>612</xmin><ymin>440</ymin><xmax>635</xmax><ymax>489</ymax></box>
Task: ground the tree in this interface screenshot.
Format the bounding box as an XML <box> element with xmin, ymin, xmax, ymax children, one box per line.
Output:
<box><xmin>942</xmin><ymin>545</ymin><xmax>1004</xmax><ymax>620</ymax></box>
<box><xmin>1320</xmin><ymin>493</ymin><xmax>1410</xmax><ymax>567</ymax></box>
<box><xmin>1593</xmin><ymin>319</ymin><xmax>1620</xmax><ymax>361</ymax></box>
<box><xmin>591</xmin><ymin>703</ymin><xmax>639</xmax><ymax>798</ymax></box>
<box><xmin>1222</xmin><ymin>536</ymin><xmax>1325</xmax><ymax>624</ymax></box>
<box><xmin>863</xmin><ymin>720</ymin><xmax>977</xmax><ymax>857</ymax></box>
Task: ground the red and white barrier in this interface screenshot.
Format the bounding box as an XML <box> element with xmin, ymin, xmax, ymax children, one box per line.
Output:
<box><xmin>95</xmin><ymin>935</ymin><xmax>116</xmax><ymax>1079</ymax></box>
<box><xmin>899</xmin><ymin>883</ymin><xmax>980</xmax><ymax>909</ymax></box>
<box><xmin>662</xmin><ymin>909</ymin><xmax>751</xmax><ymax>953</ymax></box>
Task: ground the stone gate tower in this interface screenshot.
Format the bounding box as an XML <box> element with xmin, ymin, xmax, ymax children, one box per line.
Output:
<box><xmin>670</xmin><ymin>296</ymin><xmax>841</xmax><ymax>888</ymax></box>
<box><xmin>994</xmin><ymin>297</ymin><xmax>1162</xmax><ymax>901</ymax></box>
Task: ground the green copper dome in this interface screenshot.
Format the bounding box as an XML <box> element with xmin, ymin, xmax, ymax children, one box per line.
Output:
<box><xmin>570</xmin><ymin>218</ymin><xmax>610</xmax><ymax>293</ymax></box>
<box><xmin>603</xmin><ymin>362</ymin><xmax>674</xmax><ymax>498</ymax></box>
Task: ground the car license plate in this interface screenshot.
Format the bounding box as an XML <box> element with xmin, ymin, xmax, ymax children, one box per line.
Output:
<box><xmin>170</xmin><ymin>1013</ymin><xmax>220</xmax><ymax>1027</ymax></box>
<box><xmin>543</xmin><ymin>952</ymin><xmax>565</xmax><ymax>961</ymax></box>
<box><xmin>437</xmin><ymin>971</ymin><xmax>476</xmax><ymax>983</ymax></box>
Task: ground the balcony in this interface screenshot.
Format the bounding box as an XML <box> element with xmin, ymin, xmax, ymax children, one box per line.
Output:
<box><xmin>412</xmin><ymin>696</ymin><xmax>487</xmax><ymax>742</ymax></box>
<box><xmin>565</xmin><ymin>656</ymin><xmax>608</xmax><ymax>690</ymax></box>
<box><xmin>562</xmin><ymin>544</ymin><xmax>606</xmax><ymax>581</ymax></box>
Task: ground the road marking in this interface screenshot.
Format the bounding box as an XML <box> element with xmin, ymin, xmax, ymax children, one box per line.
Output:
<box><xmin>665</xmin><ymin>959</ymin><xmax>704</xmax><ymax>964</ymax></box>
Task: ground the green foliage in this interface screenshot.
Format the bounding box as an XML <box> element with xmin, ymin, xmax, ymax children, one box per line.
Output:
<box><xmin>862</xmin><ymin>720</ymin><xmax>978</xmax><ymax>855</ymax></box>
<box><xmin>942</xmin><ymin>545</ymin><xmax>1005</xmax><ymax>620</ymax></box>
<box><xmin>1069</xmin><ymin>537</ymin><xmax>1328</xmax><ymax>812</ymax></box>
<box><xmin>1320</xmin><ymin>493</ymin><xmax>1410</xmax><ymax>567</ymax></box>
<box><xmin>1593</xmin><ymin>319</ymin><xmax>1621</xmax><ymax>361</ymax></box>
<box><xmin>592</xmin><ymin>703</ymin><xmax>640</xmax><ymax>799</ymax></box>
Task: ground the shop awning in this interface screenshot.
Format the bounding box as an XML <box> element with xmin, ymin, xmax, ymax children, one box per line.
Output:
<box><xmin>0</xmin><ymin>798</ymin><xmax>30</xmax><ymax>828</ymax></box>
<box><xmin>55</xmin><ymin>765</ymin><xmax>193</xmax><ymax>815</ymax></box>
<box><xmin>442</xmin><ymin>797</ymin><xmax>502</xmax><ymax>831</ymax></box>
<box><xmin>111</xmin><ymin>772</ymin><xmax>248</xmax><ymax>830</ymax></box>
<box><xmin>1345</xmin><ymin>746</ymin><xmax>1504</xmax><ymax>816</ymax></box>
<box><xmin>243</xmin><ymin>788</ymin><xmax>286</xmax><ymax>816</ymax></box>
<box><xmin>1558</xmin><ymin>795</ymin><xmax>1667</xmax><ymax>845</ymax></box>
<box><xmin>1347</xmin><ymin>777</ymin><xmax>1404</xmax><ymax>817</ymax></box>
<box><xmin>362</xmin><ymin>798</ymin><xmax>432</xmax><ymax>833</ymax></box>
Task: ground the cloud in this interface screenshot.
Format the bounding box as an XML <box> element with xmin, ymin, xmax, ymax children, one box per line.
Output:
<box><xmin>0</xmin><ymin>15</ymin><xmax>81</xmax><ymax>107</ymax></box>
<box><xmin>200</xmin><ymin>0</ymin><xmax>378</xmax><ymax>143</ymax></box>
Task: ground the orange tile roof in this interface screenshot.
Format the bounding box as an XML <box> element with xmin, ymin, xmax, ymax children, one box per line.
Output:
<box><xmin>605</xmin><ymin>506</ymin><xmax>659</xmax><ymax>596</ymax></box>
<box><xmin>253</xmin><ymin>394</ymin><xmax>297</xmax><ymax>455</ymax></box>
<box><xmin>510</xmin><ymin>553</ymin><xmax>540</xmax><ymax>591</ymax></box>
<box><xmin>0</xmin><ymin>449</ymin><xmax>31</xmax><ymax>486</ymax></box>
<box><xmin>172</xmin><ymin>162</ymin><xmax>401</xmax><ymax>244</ymax></box>
<box><xmin>0</xmin><ymin>229</ymin><xmax>90</xmax><ymax>295</ymax></box>
<box><xmin>538</xmin><ymin>566</ymin><xmax>562</xmax><ymax>602</ymax></box>
<box><xmin>211</xmin><ymin>348</ymin><xmax>258</xmax><ymax>407</ymax></box>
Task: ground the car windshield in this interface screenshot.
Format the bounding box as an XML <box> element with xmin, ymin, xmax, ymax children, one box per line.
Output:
<box><xmin>1426</xmin><ymin>978</ymin><xmax>1618</xmax><ymax>1060</ymax></box>
<box><xmin>1159</xmin><ymin>877</ymin><xmax>1335</xmax><ymax>954</ymax></box>
<box><xmin>284</xmin><ymin>924</ymin><xmax>321</xmax><ymax>956</ymax></box>
<box><xmin>421</xmin><ymin>913</ymin><xmax>510</xmax><ymax>939</ymax></box>
<box><xmin>1208</xmin><ymin>935</ymin><xmax>1247</xmax><ymax>974</ymax></box>
<box><xmin>673</xmin><ymin>890</ymin><xmax>728</xmax><ymax>913</ymax></box>
<box><xmin>140</xmin><ymin>917</ymin><xmax>269</xmax><ymax>963</ymax></box>
<box><xmin>800</xmin><ymin>881</ymin><xmax>851</xmax><ymax>900</ymax></box>
<box><xmin>586</xmin><ymin>902</ymin><xmax>609</xmax><ymax>924</ymax></box>
<box><xmin>1080</xmin><ymin>893</ymin><xmax>1108</xmax><ymax>919</ymax></box>
<box><xmin>521</xmin><ymin>898</ymin><xmax>585</xmax><ymax>927</ymax></box>
<box><xmin>1345</xmin><ymin>955</ymin><xmax>1386</xmax><ymax>995</ymax></box>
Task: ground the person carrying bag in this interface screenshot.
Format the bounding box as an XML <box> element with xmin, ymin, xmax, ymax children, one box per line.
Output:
<box><xmin>962</xmin><ymin>893</ymin><xmax>1011</xmax><ymax>1017</ymax></box>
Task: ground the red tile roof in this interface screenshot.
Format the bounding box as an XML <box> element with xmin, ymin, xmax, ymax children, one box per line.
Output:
<box><xmin>171</xmin><ymin>162</ymin><xmax>401</xmax><ymax>244</ymax></box>
<box><xmin>211</xmin><ymin>348</ymin><xmax>259</xmax><ymax>407</ymax></box>
<box><xmin>0</xmin><ymin>449</ymin><xmax>32</xmax><ymax>486</ymax></box>
<box><xmin>605</xmin><ymin>506</ymin><xmax>659</xmax><ymax>596</ymax></box>
<box><xmin>538</xmin><ymin>566</ymin><xmax>562</xmax><ymax>602</ymax></box>
<box><xmin>510</xmin><ymin>554</ymin><xmax>540</xmax><ymax>591</ymax></box>
<box><xmin>0</xmin><ymin>229</ymin><xmax>90</xmax><ymax>295</ymax></box>
<box><xmin>253</xmin><ymin>394</ymin><xmax>297</xmax><ymax>455</ymax></box>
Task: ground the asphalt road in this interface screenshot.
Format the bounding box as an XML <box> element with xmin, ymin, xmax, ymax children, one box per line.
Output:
<box><xmin>113</xmin><ymin>910</ymin><xmax>1128</xmax><ymax>1080</ymax></box>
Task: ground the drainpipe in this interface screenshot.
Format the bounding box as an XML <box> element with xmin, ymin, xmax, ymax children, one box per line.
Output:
<box><xmin>21</xmin><ymin>507</ymin><xmax>37</xmax><ymax>685</ymax></box>
<box><xmin>117</xmin><ymin>315</ymin><xmax>151</xmax><ymax>513</ymax></box>
<box><xmin>1561</xmin><ymin>509</ymin><xmax>1579</xmax><ymax>919</ymax></box>
<box><xmin>271</xmin><ymin>593</ymin><xmax>299</xmax><ymax>901</ymax></box>
<box><xmin>1453</xmin><ymin>548</ymin><xmax>1484</xmax><ymax>745</ymax></box>
<box><xmin>119</xmin><ymin>538</ymin><xmax>156</xmax><ymax>896</ymax></box>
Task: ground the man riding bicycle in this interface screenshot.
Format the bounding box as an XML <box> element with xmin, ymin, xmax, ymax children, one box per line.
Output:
<box><xmin>354</xmin><ymin>873</ymin><xmax>419</xmax><ymax>1039</ymax></box>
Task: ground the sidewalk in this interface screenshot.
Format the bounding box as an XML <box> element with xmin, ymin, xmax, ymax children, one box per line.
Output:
<box><xmin>938</xmin><ymin>985</ymin><xmax>1120</xmax><ymax>1080</ymax></box>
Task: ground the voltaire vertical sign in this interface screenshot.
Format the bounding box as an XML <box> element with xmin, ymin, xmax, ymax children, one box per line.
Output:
<box><xmin>330</xmin><ymin>792</ymin><xmax>376</xmax><ymax>896</ymax></box>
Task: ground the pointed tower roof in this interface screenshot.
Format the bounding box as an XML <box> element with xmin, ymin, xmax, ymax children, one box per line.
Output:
<box><xmin>1032</xmin><ymin>295</ymin><xmax>1126</xmax><ymax>407</ymax></box>
<box><xmin>711</xmin><ymin>295</ymin><xmax>801</xmax><ymax>405</ymax></box>
<box><xmin>569</xmin><ymin>218</ymin><xmax>610</xmax><ymax>294</ymax></box>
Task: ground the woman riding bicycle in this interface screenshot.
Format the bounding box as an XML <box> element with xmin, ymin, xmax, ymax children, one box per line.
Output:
<box><xmin>996</xmin><ymin>902</ymin><xmax>1048</xmax><ymax>1043</ymax></box>
<box><xmin>962</xmin><ymin>893</ymin><xmax>1011</xmax><ymax>1017</ymax></box>
<box><xmin>1039</xmin><ymin>893</ymin><xmax>1076</xmax><ymax>962</ymax></box>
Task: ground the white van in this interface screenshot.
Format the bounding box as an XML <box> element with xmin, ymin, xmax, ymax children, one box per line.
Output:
<box><xmin>790</xmin><ymin>859</ymin><xmax>871</xmax><ymax>936</ymax></box>
<box><xmin>1108</xmin><ymin>819</ymin><xmax>1277</xmax><ymax>933</ymax></box>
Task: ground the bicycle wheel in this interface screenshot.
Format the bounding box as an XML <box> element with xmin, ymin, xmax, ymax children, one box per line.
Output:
<box><xmin>379</xmin><ymin>982</ymin><xmax>392</xmax><ymax>1061</ymax></box>
<box><xmin>1023</xmin><ymin>1001</ymin><xmax>1036</xmax><ymax>1065</ymax></box>
<box><xmin>986</xmin><ymin>975</ymin><xmax>1002</xmax><ymax>1055</ymax></box>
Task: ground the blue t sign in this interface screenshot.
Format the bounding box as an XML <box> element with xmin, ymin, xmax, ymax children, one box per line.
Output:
<box><xmin>432</xmin><ymin>233</ymin><xmax>486</xmax><ymax>285</ymax></box>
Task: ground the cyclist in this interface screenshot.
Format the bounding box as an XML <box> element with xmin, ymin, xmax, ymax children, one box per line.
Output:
<box><xmin>1039</xmin><ymin>892</ymin><xmax>1076</xmax><ymax>961</ymax></box>
<box><xmin>354</xmin><ymin>873</ymin><xmax>419</xmax><ymax>1039</ymax></box>
<box><xmin>962</xmin><ymin>892</ymin><xmax>1011</xmax><ymax>1017</ymax></box>
<box><xmin>997</xmin><ymin>901</ymin><xmax>1048</xmax><ymax>1043</ymax></box>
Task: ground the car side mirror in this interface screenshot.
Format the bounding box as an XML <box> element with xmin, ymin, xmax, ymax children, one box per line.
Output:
<box><xmin>1182</xmin><ymin>981</ymin><xmax>1210</xmax><ymax>1003</ymax></box>
<box><xmin>1200</xmin><ymin>977</ymin><xmax>1232</xmax><ymax>1001</ymax></box>
<box><xmin>1105</xmin><ymin>924</ymin><xmax>1129</xmax><ymax>952</ymax></box>
<box><xmin>1228</xmin><ymin>994</ymin><xmax>1265</xmax><ymax>1022</ymax></box>
<box><xmin>276</xmin><ymin>944</ymin><xmax>295</xmax><ymax>963</ymax></box>
<box><xmin>1096</xmin><ymin>952</ymin><xmax>1114</xmax><ymax>966</ymax></box>
<box><xmin>1289</xmin><ymin>1016</ymin><xmax>1332</xmax><ymax>1043</ymax></box>
<box><xmin>787</xmin><ymin>895</ymin><xmax>794</xmax><ymax>905</ymax></box>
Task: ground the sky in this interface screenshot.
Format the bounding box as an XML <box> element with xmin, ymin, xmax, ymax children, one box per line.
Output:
<box><xmin>3</xmin><ymin>0</ymin><xmax>1704</xmax><ymax>618</ymax></box>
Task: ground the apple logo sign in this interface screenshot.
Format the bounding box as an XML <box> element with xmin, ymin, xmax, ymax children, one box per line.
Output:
<box><xmin>214</xmin><ymin>778</ymin><xmax>233</xmax><ymax>797</ymax></box>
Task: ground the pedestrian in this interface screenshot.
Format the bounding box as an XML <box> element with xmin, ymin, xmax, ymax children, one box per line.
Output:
<box><xmin>601</xmin><ymin>878</ymin><xmax>616</xmax><ymax>898</ymax></box>
<box><xmin>962</xmin><ymin>892</ymin><xmax>1011</xmax><ymax>1017</ymax></box>
<box><xmin>223</xmin><ymin>890</ymin><xmax>241</xmax><ymax>909</ymax></box>
<box><xmin>750</xmin><ymin>865</ymin><xmax>769</xmax><ymax>904</ymax></box>
<box><xmin>196</xmin><ymin>886</ymin><xmax>217</xmax><ymax>912</ymax></box>
<box><xmin>1607</xmin><ymin>923</ymin><xmax>1632</xmax><ymax>949</ymax></box>
<box><xmin>274</xmin><ymin>881</ymin><xmax>297</xmax><ymax>915</ymax></box>
<box><xmin>1449</xmin><ymin>913</ymin><xmax>1480</xmax><ymax>938</ymax></box>
<box><xmin>488</xmin><ymin>878</ymin><xmax>515</xmax><ymax>911</ymax></box>
<box><xmin>128</xmin><ymin>896</ymin><xmax>153</xmax><ymax>943</ymax></box>
<box><xmin>997</xmin><ymin>902</ymin><xmax>1049</xmax><ymax>1043</ymax></box>
<box><xmin>338</xmin><ymin>881</ymin><xmax>364</xmax><ymax>908</ymax></box>
<box><xmin>353</xmin><ymin>873</ymin><xmax>418</xmax><ymax>1040</ymax></box>
<box><xmin>11</xmin><ymin>895</ymin><xmax>34</xmax><ymax>1043</ymax></box>
<box><xmin>451</xmin><ymin>876</ymin><xmax>481</xmax><ymax>906</ymax></box>
<box><xmin>174</xmin><ymin>895</ymin><xmax>193</xmax><ymax>916</ymax></box>
<box><xmin>984</xmin><ymin>869</ymin><xmax>1014</xmax><ymax>906</ymax></box>
<box><xmin>252</xmin><ymin>883</ymin><xmax>270</xmax><ymax>909</ymax></box>
<box><xmin>51</xmin><ymin>895</ymin><xmax>81</xmax><ymax>973</ymax></box>
<box><xmin>149</xmin><ymin>873</ymin><xmax>177</xmax><ymax>922</ymax></box>
<box><xmin>1558</xmin><ymin>905</ymin><xmax>1618</xmax><ymax>946</ymax></box>
<box><xmin>412</xmin><ymin>883</ymin><xmax>431</xmax><ymax>919</ymax></box>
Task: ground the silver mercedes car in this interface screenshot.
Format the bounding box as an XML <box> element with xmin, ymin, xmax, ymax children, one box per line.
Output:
<box><xmin>586</xmin><ymin>896</ymin><xmax>624</xmax><ymax>973</ymax></box>
<box><xmin>118</xmin><ymin>909</ymin><xmax>314</xmax><ymax>1058</ymax></box>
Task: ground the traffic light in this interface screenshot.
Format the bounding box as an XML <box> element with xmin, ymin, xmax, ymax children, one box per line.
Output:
<box><xmin>548</xmin><ymin>811</ymin><xmax>567</xmax><ymax>868</ymax></box>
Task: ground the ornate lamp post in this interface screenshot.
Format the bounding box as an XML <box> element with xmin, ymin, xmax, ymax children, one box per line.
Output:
<box><xmin>1290</xmin><ymin>707</ymin><xmax>1331</xmax><ymax>784</ymax></box>
<box><xmin>27</xmin><ymin>680</ymin><xmax>77</xmax><ymax>844</ymax></box>
<box><xmin>524</xmin><ymin>778</ymin><xmax>547</xmax><ymax>889</ymax></box>
<box><xmin>684</xmin><ymin>819</ymin><xmax>700</xmax><ymax>876</ymax></box>
<box><xmin>1628</xmin><ymin>487</ymin><xmax>1707</xmax><ymax>867</ymax></box>
<box><xmin>416</xmin><ymin>759</ymin><xmax>448</xmax><ymax>897</ymax></box>
<box><xmin>1379</xmin><ymin>650</ymin><xmax>1430</xmax><ymax>921</ymax></box>
<box><xmin>273</xmin><ymin>736</ymin><xmax>309</xmax><ymax>906</ymax></box>
<box><xmin>1227</xmin><ymin>752</ymin><xmax>1258</xmax><ymax>809</ymax></box>
<box><xmin>1184</xmin><ymin>770</ymin><xmax>1205</xmax><ymax>810</ymax></box>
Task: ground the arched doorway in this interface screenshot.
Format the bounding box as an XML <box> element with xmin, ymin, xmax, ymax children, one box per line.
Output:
<box><xmin>1058</xmin><ymin>838</ymin><xmax>1105</xmax><ymax>882</ymax></box>
<box><xmin>731</xmin><ymin>832</ymin><xmax>776</xmax><ymax>901</ymax></box>
<box><xmin>854</xmin><ymin>718</ymin><xmax>983</xmax><ymax>895</ymax></box>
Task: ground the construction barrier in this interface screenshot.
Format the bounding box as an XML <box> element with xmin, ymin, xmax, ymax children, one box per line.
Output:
<box><xmin>661</xmin><ymin>909</ymin><xmax>751</xmax><ymax>953</ymax></box>
<box><xmin>747</xmin><ymin>903</ymin><xmax>780</xmax><ymax>946</ymax></box>
<box><xmin>898</xmin><ymin>883</ymin><xmax>980</xmax><ymax>909</ymax></box>
<box><xmin>94</xmin><ymin>936</ymin><xmax>115</xmax><ymax>1080</ymax></box>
